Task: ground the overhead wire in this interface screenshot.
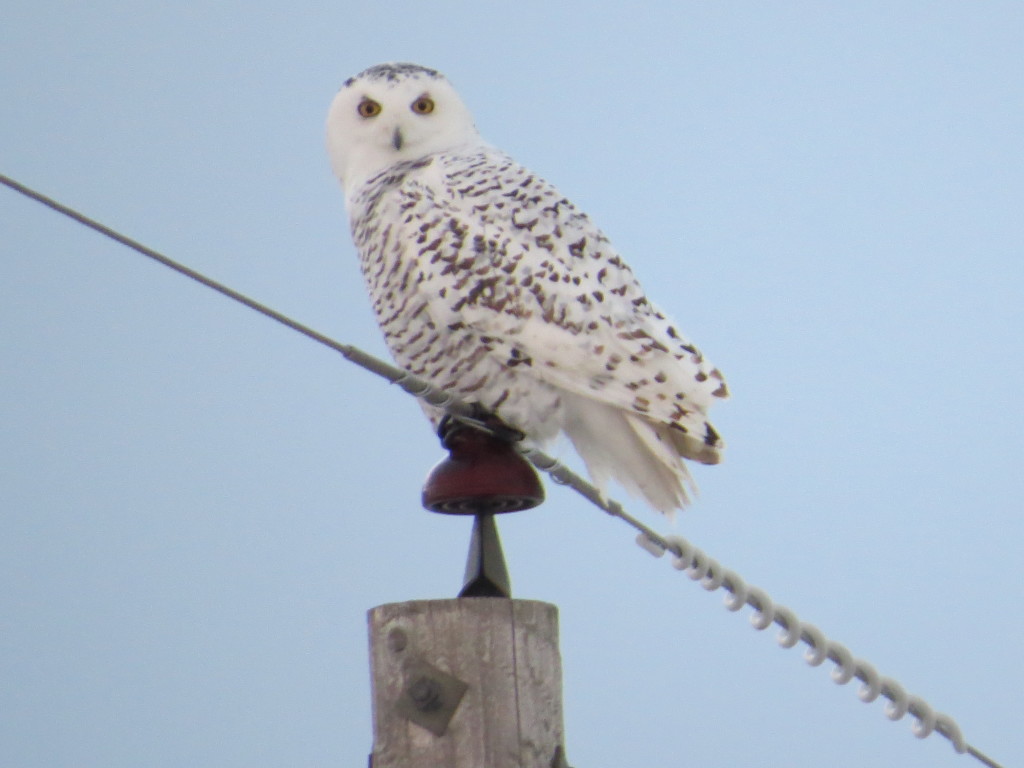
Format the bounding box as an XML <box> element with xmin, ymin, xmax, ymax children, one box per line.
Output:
<box><xmin>0</xmin><ymin>172</ymin><xmax>1005</xmax><ymax>768</ymax></box>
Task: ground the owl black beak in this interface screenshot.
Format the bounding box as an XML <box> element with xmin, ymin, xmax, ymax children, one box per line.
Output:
<box><xmin>392</xmin><ymin>127</ymin><xmax>403</xmax><ymax>151</ymax></box>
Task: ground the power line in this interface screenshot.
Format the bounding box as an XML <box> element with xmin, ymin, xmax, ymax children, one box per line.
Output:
<box><xmin>0</xmin><ymin>171</ymin><xmax>1005</xmax><ymax>768</ymax></box>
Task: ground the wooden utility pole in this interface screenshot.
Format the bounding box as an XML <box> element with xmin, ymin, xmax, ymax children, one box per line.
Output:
<box><xmin>368</xmin><ymin>598</ymin><xmax>565</xmax><ymax>767</ymax></box>
<box><xmin>367</xmin><ymin>423</ymin><xmax>571</xmax><ymax>767</ymax></box>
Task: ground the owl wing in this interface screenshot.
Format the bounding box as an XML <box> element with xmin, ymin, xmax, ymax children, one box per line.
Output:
<box><xmin>398</xmin><ymin>151</ymin><xmax>727</xmax><ymax>461</ymax></box>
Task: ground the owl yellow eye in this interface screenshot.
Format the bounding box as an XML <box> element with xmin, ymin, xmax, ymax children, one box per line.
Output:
<box><xmin>411</xmin><ymin>96</ymin><xmax>435</xmax><ymax>115</ymax></box>
<box><xmin>357</xmin><ymin>99</ymin><xmax>382</xmax><ymax>118</ymax></box>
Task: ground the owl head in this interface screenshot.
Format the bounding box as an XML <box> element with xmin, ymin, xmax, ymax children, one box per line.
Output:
<box><xmin>326</xmin><ymin>63</ymin><xmax>479</xmax><ymax>195</ymax></box>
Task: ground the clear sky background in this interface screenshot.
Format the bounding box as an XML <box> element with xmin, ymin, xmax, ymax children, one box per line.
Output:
<box><xmin>2</xmin><ymin>3</ymin><xmax>1021</xmax><ymax>767</ymax></box>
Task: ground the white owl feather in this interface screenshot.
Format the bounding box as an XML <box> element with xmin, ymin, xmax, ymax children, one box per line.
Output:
<box><xmin>327</xmin><ymin>63</ymin><xmax>728</xmax><ymax>514</ymax></box>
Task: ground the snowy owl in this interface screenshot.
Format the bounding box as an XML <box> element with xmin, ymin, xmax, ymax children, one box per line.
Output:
<box><xmin>326</xmin><ymin>62</ymin><xmax>728</xmax><ymax>514</ymax></box>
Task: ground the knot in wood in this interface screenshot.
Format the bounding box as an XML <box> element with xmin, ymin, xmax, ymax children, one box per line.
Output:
<box><xmin>386</xmin><ymin>628</ymin><xmax>408</xmax><ymax>653</ymax></box>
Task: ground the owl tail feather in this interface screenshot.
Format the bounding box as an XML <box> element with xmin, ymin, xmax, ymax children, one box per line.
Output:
<box><xmin>560</xmin><ymin>393</ymin><xmax>695</xmax><ymax>517</ymax></box>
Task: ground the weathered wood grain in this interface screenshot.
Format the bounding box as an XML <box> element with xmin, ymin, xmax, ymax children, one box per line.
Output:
<box><xmin>368</xmin><ymin>599</ymin><xmax>565</xmax><ymax>768</ymax></box>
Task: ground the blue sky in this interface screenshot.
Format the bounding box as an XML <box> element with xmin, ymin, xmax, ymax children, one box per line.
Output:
<box><xmin>2</xmin><ymin>2</ymin><xmax>1021</xmax><ymax>766</ymax></box>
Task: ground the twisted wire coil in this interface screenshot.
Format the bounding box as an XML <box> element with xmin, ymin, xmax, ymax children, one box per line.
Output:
<box><xmin>639</xmin><ymin>531</ymin><xmax>967</xmax><ymax>750</ymax></box>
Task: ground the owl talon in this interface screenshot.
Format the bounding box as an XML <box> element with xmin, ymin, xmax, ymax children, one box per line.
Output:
<box><xmin>438</xmin><ymin>407</ymin><xmax>525</xmax><ymax>446</ymax></box>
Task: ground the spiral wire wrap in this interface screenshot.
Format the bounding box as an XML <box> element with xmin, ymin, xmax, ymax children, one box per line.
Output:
<box><xmin>641</xmin><ymin>531</ymin><xmax>978</xmax><ymax>757</ymax></box>
<box><xmin>0</xmin><ymin>171</ymin><xmax>1005</xmax><ymax>768</ymax></box>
